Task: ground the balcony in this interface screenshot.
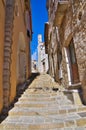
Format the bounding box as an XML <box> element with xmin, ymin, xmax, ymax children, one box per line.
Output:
<box><xmin>54</xmin><ymin>0</ymin><xmax>69</xmax><ymax>27</ymax></box>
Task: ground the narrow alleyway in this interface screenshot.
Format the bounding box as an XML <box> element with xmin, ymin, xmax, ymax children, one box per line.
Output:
<box><xmin>0</xmin><ymin>74</ymin><xmax>86</xmax><ymax>130</ymax></box>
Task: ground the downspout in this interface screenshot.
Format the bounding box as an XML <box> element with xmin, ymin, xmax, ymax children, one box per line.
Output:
<box><xmin>3</xmin><ymin>0</ymin><xmax>15</xmax><ymax>110</ymax></box>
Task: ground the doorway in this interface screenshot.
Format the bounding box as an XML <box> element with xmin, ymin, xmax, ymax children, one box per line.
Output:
<box><xmin>43</xmin><ymin>61</ymin><xmax>45</xmax><ymax>72</ymax></box>
<box><xmin>17</xmin><ymin>32</ymin><xmax>26</xmax><ymax>84</ymax></box>
<box><xmin>67</xmin><ymin>39</ymin><xmax>79</xmax><ymax>84</ymax></box>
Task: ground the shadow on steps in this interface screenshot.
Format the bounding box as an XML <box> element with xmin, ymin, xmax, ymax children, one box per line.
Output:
<box><xmin>0</xmin><ymin>73</ymin><xmax>39</xmax><ymax>123</ymax></box>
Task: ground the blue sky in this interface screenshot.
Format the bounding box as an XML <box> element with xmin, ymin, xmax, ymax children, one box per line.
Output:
<box><xmin>30</xmin><ymin>0</ymin><xmax>48</xmax><ymax>61</ymax></box>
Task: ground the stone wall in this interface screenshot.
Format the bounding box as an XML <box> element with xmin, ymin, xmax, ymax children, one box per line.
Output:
<box><xmin>0</xmin><ymin>0</ymin><xmax>5</xmax><ymax>112</ymax></box>
<box><xmin>47</xmin><ymin>0</ymin><xmax>86</xmax><ymax>93</ymax></box>
<box><xmin>0</xmin><ymin>0</ymin><xmax>32</xmax><ymax>112</ymax></box>
<box><xmin>10</xmin><ymin>0</ymin><xmax>31</xmax><ymax>103</ymax></box>
<box><xmin>73</xmin><ymin>1</ymin><xmax>86</xmax><ymax>103</ymax></box>
<box><xmin>73</xmin><ymin>1</ymin><xmax>86</xmax><ymax>83</ymax></box>
<box><xmin>3</xmin><ymin>0</ymin><xmax>15</xmax><ymax>109</ymax></box>
<box><xmin>59</xmin><ymin>1</ymin><xmax>86</xmax><ymax>90</ymax></box>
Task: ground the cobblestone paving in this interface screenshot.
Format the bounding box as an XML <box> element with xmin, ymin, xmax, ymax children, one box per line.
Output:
<box><xmin>0</xmin><ymin>74</ymin><xmax>86</xmax><ymax>130</ymax></box>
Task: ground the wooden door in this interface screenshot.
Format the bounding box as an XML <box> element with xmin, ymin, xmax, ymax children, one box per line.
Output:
<box><xmin>68</xmin><ymin>39</ymin><xmax>80</xmax><ymax>84</ymax></box>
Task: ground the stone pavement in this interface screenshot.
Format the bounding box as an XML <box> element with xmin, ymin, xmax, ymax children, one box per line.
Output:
<box><xmin>0</xmin><ymin>74</ymin><xmax>86</xmax><ymax>130</ymax></box>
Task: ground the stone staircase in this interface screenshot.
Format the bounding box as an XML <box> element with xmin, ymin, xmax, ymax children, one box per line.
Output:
<box><xmin>0</xmin><ymin>74</ymin><xmax>86</xmax><ymax>130</ymax></box>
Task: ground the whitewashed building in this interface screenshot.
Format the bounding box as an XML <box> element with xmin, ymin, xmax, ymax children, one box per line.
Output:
<box><xmin>31</xmin><ymin>60</ymin><xmax>38</xmax><ymax>73</ymax></box>
<box><xmin>38</xmin><ymin>34</ymin><xmax>48</xmax><ymax>73</ymax></box>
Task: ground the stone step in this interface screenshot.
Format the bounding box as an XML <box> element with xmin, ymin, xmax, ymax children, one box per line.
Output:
<box><xmin>14</xmin><ymin>100</ymin><xmax>74</xmax><ymax>108</ymax></box>
<box><xmin>22</xmin><ymin>94</ymin><xmax>51</xmax><ymax>98</ymax></box>
<box><xmin>27</xmin><ymin>119</ymin><xmax>86</xmax><ymax>130</ymax></box>
<box><xmin>19</xmin><ymin>97</ymin><xmax>56</xmax><ymax>101</ymax></box>
<box><xmin>9</xmin><ymin>105</ymin><xmax>86</xmax><ymax>117</ymax></box>
<box><xmin>15</xmin><ymin>102</ymin><xmax>55</xmax><ymax>108</ymax></box>
<box><xmin>15</xmin><ymin>105</ymin><xmax>85</xmax><ymax>111</ymax></box>
<box><xmin>1</xmin><ymin>115</ymin><xmax>86</xmax><ymax>130</ymax></box>
<box><xmin>21</xmin><ymin>93</ymin><xmax>68</xmax><ymax>100</ymax></box>
<box><xmin>1</xmin><ymin>74</ymin><xmax>86</xmax><ymax>130</ymax></box>
<box><xmin>17</xmin><ymin>99</ymin><xmax>72</xmax><ymax>106</ymax></box>
<box><xmin>0</xmin><ymin>123</ymin><xmax>29</xmax><ymax>130</ymax></box>
<box><xmin>0</xmin><ymin>114</ymin><xmax>80</xmax><ymax>124</ymax></box>
<box><xmin>24</xmin><ymin>91</ymin><xmax>58</xmax><ymax>96</ymax></box>
<box><xmin>21</xmin><ymin>93</ymin><xmax>72</xmax><ymax>103</ymax></box>
<box><xmin>0</xmin><ymin>124</ymin><xmax>86</xmax><ymax>130</ymax></box>
<box><xmin>21</xmin><ymin>92</ymin><xmax>65</xmax><ymax>97</ymax></box>
<box><xmin>18</xmin><ymin>100</ymin><xmax>56</xmax><ymax>104</ymax></box>
<box><xmin>18</xmin><ymin>97</ymin><xmax>72</xmax><ymax>105</ymax></box>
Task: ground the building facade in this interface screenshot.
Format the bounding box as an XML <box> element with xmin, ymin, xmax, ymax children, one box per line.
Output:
<box><xmin>0</xmin><ymin>0</ymin><xmax>32</xmax><ymax>113</ymax></box>
<box><xmin>46</xmin><ymin>0</ymin><xmax>86</xmax><ymax>103</ymax></box>
<box><xmin>38</xmin><ymin>34</ymin><xmax>49</xmax><ymax>73</ymax></box>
